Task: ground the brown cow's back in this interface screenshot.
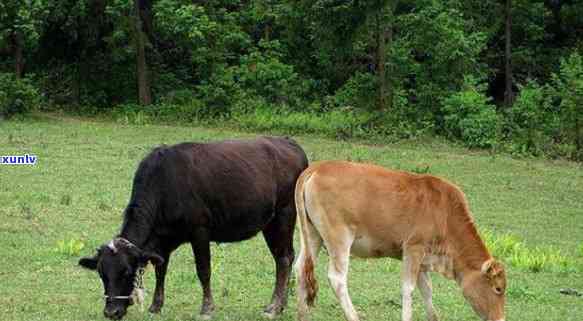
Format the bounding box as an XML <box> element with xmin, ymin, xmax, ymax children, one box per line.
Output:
<box><xmin>304</xmin><ymin>161</ymin><xmax>461</xmax><ymax>259</ymax></box>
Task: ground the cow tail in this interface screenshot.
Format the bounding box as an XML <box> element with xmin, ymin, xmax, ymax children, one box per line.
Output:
<box><xmin>295</xmin><ymin>169</ymin><xmax>318</xmax><ymax>308</ymax></box>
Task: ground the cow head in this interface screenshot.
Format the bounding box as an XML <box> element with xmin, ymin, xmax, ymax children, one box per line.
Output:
<box><xmin>461</xmin><ymin>259</ymin><xmax>506</xmax><ymax>321</ymax></box>
<box><xmin>78</xmin><ymin>238</ymin><xmax>164</xmax><ymax>320</ymax></box>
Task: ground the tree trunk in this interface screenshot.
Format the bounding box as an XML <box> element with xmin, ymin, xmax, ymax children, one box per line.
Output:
<box><xmin>74</xmin><ymin>48</ymin><xmax>88</xmax><ymax>106</ymax></box>
<box><xmin>264</xmin><ymin>23</ymin><xmax>271</xmax><ymax>42</ymax></box>
<box><xmin>138</xmin><ymin>0</ymin><xmax>157</xmax><ymax>47</ymax></box>
<box><xmin>12</xmin><ymin>32</ymin><xmax>24</xmax><ymax>79</ymax></box>
<box><xmin>386</xmin><ymin>14</ymin><xmax>393</xmax><ymax>111</ymax></box>
<box><xmin>134</xmin><ymin>0</ymin><xmax>152</xmax><ymax>106</ymax></box>
<box><xmin>377</xmin><ymin>13</ymin><xmax>387</xmax><ymax>111</ymax></box>
<box><xmin>73</xmin><ymin>62</ymin><xmax>81</xmax><ymax>106</ymax></box>
<box><xmin>503</xmin><ymin>0</ymin><xmax>514</xmax><ymax>107</ymax></box>
<box><xmin>376</xmin><ymin>1</ymin><xmax>397</xmax><ymax>111</ymax></box>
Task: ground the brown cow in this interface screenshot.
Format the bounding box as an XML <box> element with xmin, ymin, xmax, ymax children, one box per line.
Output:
<box><xmin>295</xmin><ymin>161</ymin><xmax>506</xmax><ymax>321</ymax></box>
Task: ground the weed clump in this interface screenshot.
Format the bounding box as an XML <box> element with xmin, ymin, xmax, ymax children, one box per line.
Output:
<box><xmin>55</xmin><ymin>239</ymin><xmax>85</xmax><ymax>257</ymax></box>
<box><xmin>481</xmin><ymin>229</ymin><xmax>577</xmax><ymax>273</ymax></box>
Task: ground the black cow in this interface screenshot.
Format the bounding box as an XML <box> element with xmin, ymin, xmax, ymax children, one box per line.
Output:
<box><xmin>79</xmin><ymin>137</ymin><xmax>308</xmax><ymax>320</ymax></box>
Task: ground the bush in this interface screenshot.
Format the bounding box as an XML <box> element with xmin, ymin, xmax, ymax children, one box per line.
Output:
<box><xmin>331</xmin><ymin>72</ymin><xmax>378</xmax><ymax>111</ymax></box>
<box><xmin>551</xmin><ymin>52</ymin><xmax>583</xmax><ymax>160</ymax></box>
<box><xmin>111</xmin><ymin>104</ymin><xmax>153</xmax><ymax>126</ymax></box>
<box><xmin>443</xmin><ymin>76</ymin><xmax>499</xmax><ymax>148</ymax></box>
<box><xmin>156</xmin><ymin>89</ymin><xmax>213</xmax><ymax>121</ymax></box>
<box><xmin>504</xmin><ymin>80</ymin><xmax>556</xmax><ymax>156</ymax></box>
<box><xmin>157</xmin><ymin>89</ymin><xmax>198</xmax><ymax>106</ymax></box>
<box><xmin>195</xmin><ymin>66</ymin><xmax>241</xmax><ymax>117</ymax></box>
<box><xmin>235</xmin><ymin>48</ymin><xmax>313</xmax><ymax>111</ymax></box>
<box><xmin>0</xmin><ymin>73</ymin><xmax>42</xmax><ymax>118</ymax></box>
<box><xmin>365</xmin><ymin>87</ymin><xmax>435</xmax><ymax>139</ymax></box>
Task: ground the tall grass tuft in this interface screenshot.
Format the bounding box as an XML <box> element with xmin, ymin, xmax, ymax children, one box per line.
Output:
<box><xmin>481</xmin><ymin>229</ymin><xmax>522</xmax><ymax>258</ymax></box>
<box><xmin>509</xmin><ymin>247</ymin><xmax>574</xmax><ymax>273</ymax></box>
<box><xmin>482</xmin><ymin>229</ymin><xmax>577</xmax><ymax>273</ymax></box>
<box><xmin>55</xmin><ymin>239</ymin><xmax>85</xmax><ymax>257</ymax></box>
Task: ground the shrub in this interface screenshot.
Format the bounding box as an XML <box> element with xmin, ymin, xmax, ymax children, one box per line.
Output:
<box><xmin>0</xmin><ymin>73</ymin><xmax>42</xmax><ymax>118</ymax></box>
<box><xmin>551</xmin><ymin>52</ymin><xmax>583</xmax><ymax>160</ymax></box>
<box><xmin>153</xmin><ymin>102</ymin><xmax>206</xmax><ymax>122</ymax></box>
<box><xmin>365</xmin><ymin>87</ymin><xmax>435</xmax><ymax>139</ymax></box>
<box><xmin>505</xmin><ymin>80</ymin><xmax>555</xmax><ymax>156</ymax></box>
<box><xmin>195</xmin><ymin>66</ymin><xmax>241</xmax><ymax>117</ymax></box>
<box><xmin>332</xmin><ymin>72</ymin><xmax>378</xmax><ymax>111</ymax></box>
<box><xmin>111</xmin><ymin>104</ymin><xmax>153</xmax><ymax>126</ymax></box>
<box><xmin>235</xmin><ymin>49</ymin><xmax>312</xmax><ymax>111</ymax></box>
<box><xmin>443</xmin><ymin>76</ymin><xmax>499</xmax><ymax>148</ymax></box>
<box><xmin>158</xmin><ymin>89</ymin><xmax>198</xmax><ymax>106</ymax></box>
<box><xmin>155</xmin><ymin>90</ymin><xmax>212</xmax><ymax>121</ymax></box>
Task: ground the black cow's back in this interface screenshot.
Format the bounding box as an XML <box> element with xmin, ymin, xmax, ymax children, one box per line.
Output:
<box><xmin>127</xmin><ymin>137</ymin><xmax>308</xmax><ymax>243</ymax></box>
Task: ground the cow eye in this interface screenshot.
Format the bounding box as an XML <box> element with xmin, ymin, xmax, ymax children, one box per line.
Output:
<box><xmin>494</xmin><ymin>287</ymin><xmax>503</xmax><ymax>294</ymax></box>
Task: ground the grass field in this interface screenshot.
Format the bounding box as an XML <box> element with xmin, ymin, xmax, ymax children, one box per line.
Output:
<box><xmin>1</xmin><ymin>114</ymin><xmax>582</xmax><ymax>321</ymax></box>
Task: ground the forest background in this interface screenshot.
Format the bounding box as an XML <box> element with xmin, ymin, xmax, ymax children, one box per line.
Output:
<box><xmin>1</xmin><ymin>0</ymin><xmax>583</xmax><ymax>160</ymax></box>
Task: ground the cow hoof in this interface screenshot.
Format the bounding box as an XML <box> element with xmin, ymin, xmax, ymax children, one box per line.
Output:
<box><xmin>148</xmin><ymin>305</ymin><xmax>162</xmax><ymax>314</ymax></box>
<box><xmin>198</xmin><ymin>303</ymin><xmax>215</xmax><ymax>321</ymax></box>
<box><xmin>263</xmin><ymin>304</ymin><xmax>283</xmax><ymax>319</ymax></box>
<box><xmin>198</xmin><ymin>313</ymin><xmax>213</xmax><ymax>321</ymax></box>
<box><xmin>262</xmin><ymin>311</ymin><xmax>278</xmax><ymax>319</ymax></box>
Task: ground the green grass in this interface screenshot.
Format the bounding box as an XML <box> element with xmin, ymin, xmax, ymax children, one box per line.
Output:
<box><xmin>1</xmin><ymin>114</ymin><xmax>582</xmax><ymax>321</ymax></box>
<box><xmin>481</xmin><ymin>230</ymin><xmax>577</xmax><ymax>273</ymax></box>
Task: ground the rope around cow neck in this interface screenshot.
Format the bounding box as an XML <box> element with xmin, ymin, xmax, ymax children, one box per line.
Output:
<box><xmin>103</xmin><ymin>266</ymin><xmax>146</xmax><ymax>311</ymax></box>
<box><xmin>102</xmin><ymin>245</ymin><xmax>147</xmax><ymax>312</ymax></box>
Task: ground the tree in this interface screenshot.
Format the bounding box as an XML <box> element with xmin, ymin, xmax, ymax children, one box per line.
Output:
<box><xmin>376</xmin><ymin>2</ymin><xmax>398</xmax><ymax>111</ymax></box>
<box><xmin>503</xmin><ymin>0</ymin><xmax>515</xmax><ymax>107</ymax></box>
<box><xmin>134</xmin><ymin>0</ymin><xmax>152</xmax><ymax>105</ymax></box>
<box><xmin>293</xmin><ymin>0</ymin><xmax>397</xmax><ymax>110</ymax></box>
<box><xmin>0</xmin><ymin>0</ymin><xmax>47</xmax><ymax>78</ymax></box>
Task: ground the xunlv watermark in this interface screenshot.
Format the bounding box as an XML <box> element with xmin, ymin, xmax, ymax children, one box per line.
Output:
<box><xmin>0</xmin><ymin>154</ymin><xmax>37</xmax><ymax>165</ymax></box>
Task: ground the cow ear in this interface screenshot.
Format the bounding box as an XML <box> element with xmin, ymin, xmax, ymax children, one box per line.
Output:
<box><xmin>481</xmin><ymin>259</ymin><xmax>503</xmax><ymax>278</ymax></box>
<box><xmin>141</xmin><ymin>252</ymin><xmax>164</xmax><ymax>267</ymax></box>
<box><xmin>79</xmin><ymin>247</ymin><xmax>102</xmax><ymax>270</ymax></box>
<box><xmin>481</xmin><ymin>259</ymin><xmax>494</xmax><ymax>275</ymax></box>
<box><xmin>79</xmin><ymin>256</ymin><xmax>98</xmax><ymax>270</ymax></box>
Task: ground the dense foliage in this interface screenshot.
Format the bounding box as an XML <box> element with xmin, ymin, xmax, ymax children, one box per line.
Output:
<box><xmin>0</xmin><ymin>0</ymin><xmax>582</xmax><ymax>159</ymax></box>
<box><xmin>0</xmin><ymin>72</ymin><xmax>41</xmax><ymax>118</ymax></box>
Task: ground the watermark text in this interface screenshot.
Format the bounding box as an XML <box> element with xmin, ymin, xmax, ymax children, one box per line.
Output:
<box><xmin>0</xmin><ymin>154</ymin><xmax>37</xmax><ymax>165</ymax></box>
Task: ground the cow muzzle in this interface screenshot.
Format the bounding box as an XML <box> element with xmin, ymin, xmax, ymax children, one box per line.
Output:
<box><xmin>104</xmin><ymin>305</ymin><xmax>127</xmax><ymax>320</ymax></box>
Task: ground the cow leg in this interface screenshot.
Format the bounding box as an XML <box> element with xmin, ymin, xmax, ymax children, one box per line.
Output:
<box><xmin>262</xmin><ymin>204</ymin><xmax>296</xmax><ymax>319</ymax></box>
<box><xmin>326</xmin><ymin>232</ymin><xmax>359</xmax><ymax>321</ymax></box>
<box><xmin>417</xmin><ymin>271</ymin><xmax>439</xmax><ymax>321</ymax></box>
<box><xmin>148</xmin><ymin>251</ymin><xmax>171</xmax><ymax>313</ymax></box>
<box><xmin>401</xmin><ymin>246</ymin><xmax>424</xmax><ymax>321</ymax></box>
<box><xmin>191</xmin><ymin>239</ymin><xmax>215</xmax><ymax>320</ymax></box>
